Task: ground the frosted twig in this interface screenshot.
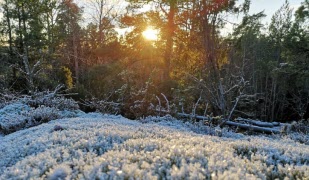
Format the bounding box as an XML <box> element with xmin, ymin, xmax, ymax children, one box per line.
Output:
<box><xmin>192</xmin><ymin>95</ymin><xmax>201</xmax><ymax>116</ymax></box>
<box><xmin>203</xmin><ymin>103</ymin><xmax>209</xmax><ymax>118</ymax></box>
<box><xmin>156</xmin><ymin>95</ymin><xmax>161</xmax><ymax>116</ymax></box>
<box><xmin>161</xmin><ymin>93</ymin><xmax>170</xmax><ymax>112</ymax></box>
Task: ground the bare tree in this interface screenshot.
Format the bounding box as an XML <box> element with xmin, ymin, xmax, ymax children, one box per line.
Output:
<box><xmin>85</xmin><ymin>0</ymin><xmax>122</xmax><ymax>43</ymax></box>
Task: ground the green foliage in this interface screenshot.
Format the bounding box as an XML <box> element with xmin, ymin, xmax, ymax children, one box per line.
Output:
<box><xmin>82</xmin><ymin>62</ymin><xmax>124</xmax><ymax>99</ymax></box>
<box><xmin>61</xmin><ymin>66</ymin><xmax>73</xmax><ymax>89</ymax></box>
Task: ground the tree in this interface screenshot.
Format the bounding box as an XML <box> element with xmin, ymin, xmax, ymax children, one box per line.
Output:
<box><xmin>287</xmin><ymin>0</ymin><xmax>309</xmax><ymax>57</ymax></box>
<box><xmin>230</xmin><ymin>11</ymin><xmax>267</xmax><ymax>119</ymax></box>
<box><xmin>57</xmin><ymin>0</ymin><xmax>83</xmax><ymax>84</ymax></box>
<box><xmin>124</xmin><ymin>0</ymin><xmax>183</xmax><ymax>80</ymax></box>
<box><xmin>1</xmin><ymin>0</ymin><xmax>16</xmax><ymax>79</ymax></box>
<box><xmin>283</xmin><ymin>0</ymin><xmax>309</xmax><ymax>120</ymax></box>
<box><xmin>267</xmin><ymin>0</ymin><xmax>292</xmax><ymax>121</ymax></box>
<box><xmin>86</xmin><ymin>0</ymin><xmax>120</xmax><ymax>45</ymax></box>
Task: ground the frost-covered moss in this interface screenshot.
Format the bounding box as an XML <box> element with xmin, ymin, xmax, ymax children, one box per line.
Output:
<box><xmin>0</xmin><ymin>114</ymin><xmax>308</xmax><ymax>179</ymax></box>
<box><xmin>0</xmin><ymin>102</ymin><xmax>85</xmax><ymax>134</ymax></box>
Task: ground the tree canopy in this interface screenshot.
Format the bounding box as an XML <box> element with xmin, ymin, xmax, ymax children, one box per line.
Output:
<box><xmin>0</xmin><ymin>0</ymin><xmax>308</xmax><ymax>122</ymax></box>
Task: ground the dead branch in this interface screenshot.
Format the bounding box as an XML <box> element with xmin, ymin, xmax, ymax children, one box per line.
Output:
<box><xmin>192</xmin><ymin>94</ymin><xmax>202</xmax><ymax>116</ymax></box>
<box><xmin>235</xmin><ymin>117</ymin><xmax>280</xmax><ymax>128</ymax></box>
<box><xmin>177</xmin><ymin>113</ymin><xmax>210</xmax><ymax>121</ymax></box>
<box><xmin>176</xmin><ymin>112</ymin><xmax>281</xmax><ymax>134</ymax></box>
<box><xmin>223</xmin><ymin>121</ymin><xmax>280</xmax><ymax>134</ymax></box>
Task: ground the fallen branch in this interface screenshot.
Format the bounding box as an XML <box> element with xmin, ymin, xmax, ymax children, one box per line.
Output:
<box><xmin>177</xmin><ymin>113</ymin><xmax>210</xmax><ymax>121</ymax></box>
<box><xmin>223</xmin><ymin>121</ymin><xmax>280</xmax><ymax>134</ymax></box>
<box><xmin>176</xmin><ymin>112</ymin><xmax>281</xmax><ymax>134</ymax></box>
<box><xmin>235</xmin><ymin>118</ymin><xmax>280</xmax><ymax>128</ymax></box>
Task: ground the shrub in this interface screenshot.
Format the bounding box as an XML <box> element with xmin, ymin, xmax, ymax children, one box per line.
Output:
<box><xmin>24</xmin><ymin>92</ymin><xmax>79</xmax><ymax>110</ymax></box>
<box><xmin>0</xmin><ymin>91</ymin><xmax>83</xmax><ymax>134</ymax></box>
<box><xmin>61</xmin><ymin>66</ymin><xmax>73</xmax><ymax>89</ymax></box>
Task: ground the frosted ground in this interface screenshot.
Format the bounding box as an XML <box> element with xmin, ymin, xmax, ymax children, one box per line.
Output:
<box><xmin>0</xmin><ymin>103</ymin><xmax>309</xmax><ymax>179</ymax></box>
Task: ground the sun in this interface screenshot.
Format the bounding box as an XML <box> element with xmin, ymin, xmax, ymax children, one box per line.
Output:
<box><xmin>142</xmin><ymin>27</ymin><xmax>159</xmax><ymax>41</ymax></box>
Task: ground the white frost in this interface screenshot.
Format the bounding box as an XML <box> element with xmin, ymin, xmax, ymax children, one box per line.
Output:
<box><xmin>0</xmin><ymin>114</ymin><xmax>308</xmax><ymax>179</ymax></box>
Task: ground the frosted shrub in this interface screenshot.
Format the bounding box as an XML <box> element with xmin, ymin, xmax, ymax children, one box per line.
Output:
<box><xmin>287</xmin><ymin>132</ymin><xmax>309</xmax><ymax>145</ymax></box>
<box><xmin>0</xmin><ymin>101</ymin><xmax>84</xmax><ymax>134</ymax></box>
<box><xmin>0</xmin><ymin>103</ymin><xmax>31</xmax><ymax>134</ymax></box>
<box><xmin>85</xmin><ymin>99</ymin><xmax>121</xmax><ymax>114</ymax></box>
<box><xmin>50</xmin><ymin>97</ymin><xmax>79</xmax><ymax>110</ymax></box>
<box><xmin>277</xmin><ymin>119</ymin><xmax>309</xmax><ymax>145</ymax></box>
<box><xmin>0</xmin><ymin>105</ymin><xmax>61</xmax><ymax>134</ymax></box>
<box><xmin>0</xmin><ymin>92</ymin><xmax>19</xmax><ymax>109</ymax></box>
<box><xmin>25</xmin><ymin>95</ymin><xmax>79</xmax><ymax>110</ymax></box>
<box><xmin>290</xmin><ymin>119</ymin><xmax>309</xmax><ymax>134</ymax></box>
<box><xmin>0</xmin><ymin>88</ymin><xmax>84</xmax><ymax>135</ymax></box>
<box><xmin>26</xmin><ymin>106</ymin><xmax>60</xmax><ymax>127</ymax></box>
<box><xmin>1</xmin><ymin>89</ymin><xmax>79</xmax><ymax>111</ymax></box>
<box><xmin>0</xmin><ymin>102</ymin><xmax>30</xmax><ymax>115</ymax></box>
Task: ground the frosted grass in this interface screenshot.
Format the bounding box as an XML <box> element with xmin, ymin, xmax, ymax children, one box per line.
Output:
<box><xmin>0</xmin><ymin>114</ymin><xmax>308</xmax><ymax>179</ymax></box>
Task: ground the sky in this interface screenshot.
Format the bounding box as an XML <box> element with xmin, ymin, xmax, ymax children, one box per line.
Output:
<box><xmin>220</xmin><ymin>0</ymin><xmax>304</xmax><ymax>35</ymax></box>
<box><xmin>0</xmin><ymin>0</ymin><xmax>305</xmax><ymax>34</ymax></box>
<box><xmin>244</xmin><ymin>0</ymin><xmax>303</xmax><ymax>22</ymax></box>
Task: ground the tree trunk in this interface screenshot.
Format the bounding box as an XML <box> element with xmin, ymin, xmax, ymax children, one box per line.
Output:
<box><xmin>46</xmin><ymin>10</ymin><xmax>53</xmax><ymax>54</ymax></box>
<box><xmin>98</xmin><ymin>0</ymin><xmax>104</xmax><ymax>44</ymax></box>
<box><xmin>201</xmin><ymin>1</ymin><xmax>224</xmax><ymax>115</ymax></box>
<box><xmin>73</xmin><ymin>32</ymin><xmax>79</xmax><ymax>84</ymax></box>
<box><xmin>21</xmin><ymin>2</ymin><xmax>34</xmax><ymax>92</ymax></box>
<box><xmin>270</xmin><ymin>77</ymin><xmax>277</xmax><ymax>121</ymax></box>
<box><xmin>17</xmin><ymin>6</ymin><xmax>23</xmax><ymax>52</ymax></box>
<box><xmin>4</xmin><ymin>0</ymin><xmax>15</xmax><ymax>78</ymax></box>
<box><xmin>163</xmin><ymin>0</ymin><xmax>176</xmax><ymax>80</ymax></box>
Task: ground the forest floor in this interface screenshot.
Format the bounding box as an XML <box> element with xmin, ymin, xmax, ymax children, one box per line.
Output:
<box><xmin>0</xmin><ymin>106</ymin><xmax>309</xmax><ymax>179</ymax></box>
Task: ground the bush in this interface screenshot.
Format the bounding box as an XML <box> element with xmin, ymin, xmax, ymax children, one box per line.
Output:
<box><xmin>61</xmin><ymin>66</ymin><xmax>73</xmax><ymax>89</ymax></box>
<box><xmin>24</xmin><ymin>92</ymin><xmax>79</xmax><ymax>110</ymax></box>
<box><xmin>0</xmin><ymin>91</ymin><xmax>83</xmax><ymax>134</ymax></box>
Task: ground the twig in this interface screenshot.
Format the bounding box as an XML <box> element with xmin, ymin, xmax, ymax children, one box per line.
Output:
<box><xmin>161</xmin><ymin>93</ymin><xmax>170</xmax><ymax>112</ymax></box>
<box><xmin>220</xmin><ymin>93</ymin><xmax>241</xmax><ymax>128</ymax></box>
<box><xmin>192</xmin><ymin>95</ymin><xmax>201</xmax><ymax>116</ymax></box>
<box><xmin>203</xmin><ymin>103</ymin><xmax>209</xmax><ymax>118</ymax></box>
<box><xmin>156</xmin><ymin>95</ymin><xmax>161</xmax><ymax>116</ymax></box>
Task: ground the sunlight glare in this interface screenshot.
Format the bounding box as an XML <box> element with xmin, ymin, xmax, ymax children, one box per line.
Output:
<box><xmin>142</xmin><ymin>27</ymin><xmax>158</xmax><ymax>41</ymax></box>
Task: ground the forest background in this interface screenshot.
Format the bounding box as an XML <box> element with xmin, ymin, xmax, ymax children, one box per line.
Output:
<box><xmin>0</xmin><ymin>0</ymin><xmax>308</xmax><ymax>122</ymax></box>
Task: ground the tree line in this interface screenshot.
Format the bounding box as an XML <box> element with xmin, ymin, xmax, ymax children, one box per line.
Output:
<box><xmin>0</xmin><ymin>0</ymin><xmax>308</xmax><ymax>122</ymax></box>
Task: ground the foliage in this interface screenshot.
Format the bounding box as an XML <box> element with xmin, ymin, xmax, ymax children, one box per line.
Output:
<box><xmin>0</xmin><ymin>0</ymin><xmax>308</xmax><ymax>122</ymax></box>
<box><xmin>61</xmin><ymin>66</ymin><xmax>73</xmax><ymax>89</ymax></box>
